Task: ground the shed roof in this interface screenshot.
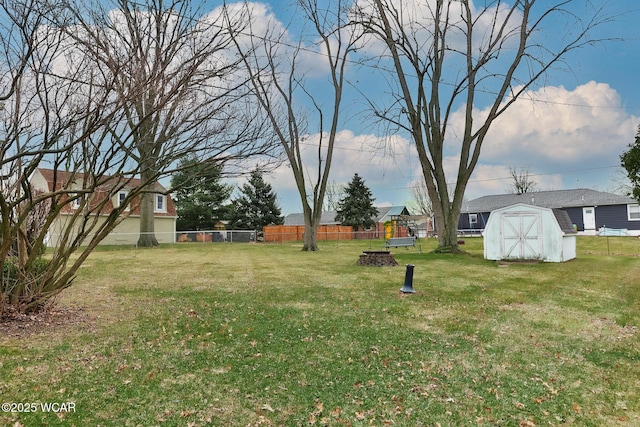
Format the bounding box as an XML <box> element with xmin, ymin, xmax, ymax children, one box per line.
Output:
<box><xmin>552</xmin><ymin>209</ymin><xmax>577</xmax><ymax>234</ymax></box>
<box><xmin>464</xmin><ymin>189</ymin><xmax>634</xmax><ymax>213</ymax></box>
<box><xmin>488</xmin><ymin>203</ymin><xmax>577</xmax><ymax>235</ymax></box>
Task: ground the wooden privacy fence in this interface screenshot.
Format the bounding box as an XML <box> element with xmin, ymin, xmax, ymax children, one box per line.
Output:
<box><xmin>263</xmin><ymin>225</ymin><xmax>355</xmax><ymax>243</ymax></box>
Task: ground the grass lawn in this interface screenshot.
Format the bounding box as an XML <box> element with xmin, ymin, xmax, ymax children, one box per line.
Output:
<box><xmin>1</xmin><ymin>237</ymin><xmax>639</xmax><ymax>426</ymax></box>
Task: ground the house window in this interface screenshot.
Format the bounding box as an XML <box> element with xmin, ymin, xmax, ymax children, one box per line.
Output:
<box><xmin>117</xmin><ymin>191</ymin><xmax>129</xmax><ymax>211</ymax></box>
<box><xmin>70</xmin><ymin>194</ymin><xmax>82</xmax><ymax>209</ymax></box>
<box><xmin>155</xmin><ymin>194</ymin><xmax>167</xmax><ymax>213</ymax></box>
<box><xmin>469</xmin><ymin>213</ymin><xmax>478</xmax><ymax>224</ymax></box>
<box><xmin>628</xmin><ymin>204</ymin><xmax>640</xmax><ymax>221</ymax></box>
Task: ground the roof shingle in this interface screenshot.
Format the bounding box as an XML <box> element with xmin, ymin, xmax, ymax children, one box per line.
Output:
<box><xmin>463</xmin><ymin>189</ymin><xmax>635</xmax><ymax>213</ymax></box>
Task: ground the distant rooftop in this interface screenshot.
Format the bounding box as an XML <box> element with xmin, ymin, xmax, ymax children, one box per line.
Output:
<box><xmin>463</xmin><ymin>189</ymin><xmax>635</xmax><ymax>213</ymax></box>
<box><xmin>283</xmin><ymin>205</ymin><xmax>412</xmax><ymax>226</ymax></box>
<box><xmin>284</xmin><ymin>211</ymin><xmax>341</xmax><ymax>226</ymax></box>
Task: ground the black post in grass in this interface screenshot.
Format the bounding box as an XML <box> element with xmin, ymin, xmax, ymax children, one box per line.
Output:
<box><xmin>400</xmin><ymin>264</ymin><xmax>416</xmax><ymax>293</ymax></box>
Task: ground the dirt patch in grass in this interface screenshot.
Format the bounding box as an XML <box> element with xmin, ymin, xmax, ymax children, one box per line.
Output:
<box><xmin>586</xmin><ymin>317</ymin><xmax>638</xmax><ymax>341</ymax></box>
<box><xmin>0</xmin><ymin>304</ymin><xmax>95</xmax><ymax>339</ymax></box>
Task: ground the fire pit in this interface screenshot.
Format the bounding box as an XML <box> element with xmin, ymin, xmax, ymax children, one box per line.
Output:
<box><xmin>357</xmin><ymin>250</ymin><xmax>398</xmax><ymax>267</ymax></box>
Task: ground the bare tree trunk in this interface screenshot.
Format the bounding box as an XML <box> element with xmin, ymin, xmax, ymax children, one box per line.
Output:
<box><xmin>302</xmin><ymin>216</ymin><xmax>319</xmax><ymax>251</ymax></box>
<box><xmin>136</xmin><ymin>146</ymin><xmax>159</xmax><ymax>247</ymax></box>
<box><xmin>137</xmin><ymin>192</ymin><xmax>158</xmax><ymax>247</ymax></box>
<box><xmin>0</xmin><ymin>0</ymin><xmax>275</xmax><ymax>314</ymax></box>
<box><xmin>433</xmin><ymin>207</ymin><xmax>462</xmax><ymax>253</ymax></box>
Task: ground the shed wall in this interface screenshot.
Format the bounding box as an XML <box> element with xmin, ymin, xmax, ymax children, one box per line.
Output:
<box><xmin>484</xmin><ymin>204</ymin><xmax>575</xmax><ymax>263</ymax></box>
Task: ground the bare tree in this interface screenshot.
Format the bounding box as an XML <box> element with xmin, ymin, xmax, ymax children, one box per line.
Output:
<box><xmin>408</xmin><ymin>182</ymin><xmax>433</xmax><ymax>217</ymax></box>
<box><xmin>355</xmin><ymin>0</ymin><xmax>610</xmax><ymax>253</ymax></box>
<box><xmin>60</xmin><ymin>0</ymin><xmax>276</xmax><ymax>247</ymax></box>
<box><xmin>0</xmin><ymin>0</ymin><xmax>275</xmax><ymax>315</ymax></box>
<box><xmin>508</xmin><ymin>166</ymin><xmax>537</xmax><ymax>194</ymax></box>
<box><xmin>325</xmin><ymin>180</ymin><xmax>344</xmax><ymax>211</ymax></box>
<box><xmin>227</xmin><ymin>0</ymin><xmax>364</xmax><ymax>251</ymax></box>
<box><xmin>0</xmin><ymin>0</ymin><xmax>144</xmax><ymax>313</ymax></box>
<box><xmin>609</xmin><ymin>167</ymin><xmax>633</xmax><ymax>197</ymax></box>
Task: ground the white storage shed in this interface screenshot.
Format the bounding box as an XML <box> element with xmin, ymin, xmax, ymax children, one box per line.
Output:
<box><xmin>483</xmin><ymin>203</ymin><xmax>577</xmax><ymax>263</ymax></box>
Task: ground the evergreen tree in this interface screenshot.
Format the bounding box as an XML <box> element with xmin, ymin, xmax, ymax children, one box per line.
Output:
<box><xmin>171</xmin><ymin>157</ymin><xmax>233</xmax><ymax>231</ymax></box>
<box><xmin>229</xmin><ymin>169</ymin><xmax>284</xmax><ymax>230</ymax></box>
<box><xmin>621</xmin><ymin>125</ymin><xmax>640</xmax><ymax>202</ymax></box>
<box><xmin>335</xmin><ymin>173</ymin><xmax>378</xmax><ymax>230</ymax></box>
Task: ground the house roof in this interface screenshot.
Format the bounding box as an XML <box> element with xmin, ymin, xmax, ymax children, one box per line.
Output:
<box><xmin>33</xmin><ymin>168</ymin><xmax>176</xmax><ymax>217</ymax></box>
<box><xmin>463</xmin><ymin>189</ymin><xmax>635</xmax><ymax>213</ymax></box>
<box><xmin>283</xmin><ymin>206</ymin><xmax>411</xmax><ymax>226</ymax></box>
<box><xmin>35</xmin><ymin>168</ymin><xmax>168</xmax><ymax>193</ymax></box>
<box><xmin>376</xmin><ymin>205</ymin><xmax>411</xmax><ymax>221</ymax></box>
<box><xmin>284</xmin><ymin>211</ymin><xmax>340</xmax><ymax>226</ymax></box>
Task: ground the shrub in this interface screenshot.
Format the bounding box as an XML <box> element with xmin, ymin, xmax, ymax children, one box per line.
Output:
<box><xmin>1</xmin><ymin>257</ymin><xmax>57</xmax><ymax>315</ymax></box>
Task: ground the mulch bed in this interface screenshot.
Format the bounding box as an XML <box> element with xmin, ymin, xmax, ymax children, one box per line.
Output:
<box><xmin>0</xmin><ymin>304</ymin><xmax>93</xmax><ymax>339</ymax></box>
<box><xmin>357</xmin><ymin>251</ymin><xmax>399</xmax><ymax>267</ymax></box>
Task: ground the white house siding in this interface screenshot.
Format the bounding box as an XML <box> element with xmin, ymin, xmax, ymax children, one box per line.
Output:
<box><xmin>31</xmin><ymin>168</ymin><xmax>177</xmax><ymax>247</ymax></box>
<box><xmin>98</xmin><ymin>216</ymin><xmax>176</xmax><ymax>245</ymax></box>
<box><xmin>29</xmin><ymin>170</ymin><xmax>49</xmax><ymax>191</ymax></box>
<box><xmin>46</xmin><ymin>215</ymin><xmax>177</xmax><ymax>247</ymax></box>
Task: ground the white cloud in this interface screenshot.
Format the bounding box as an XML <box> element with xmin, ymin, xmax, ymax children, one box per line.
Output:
<box><xmin>442</xmin><ymin>81</ymin><xmax>640</xmax><ymax>195</ymax></box>
<box><xmin>264</xmin><ymin>129</ymin><xmax>417</xmax><ymax>213</ymax></box>
<box><xmin>478</xmin><ymin>81</ymin><xmax>637</xmax><ymax>165</ymax></box>
<box><xmin>265</xmin><ymin>79</ymin><xmax>640</xmax><ymax>214</ymax></box>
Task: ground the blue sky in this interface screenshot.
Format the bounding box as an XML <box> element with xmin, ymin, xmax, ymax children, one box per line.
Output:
<box><xmin>218</xmin><ymin>0</ymin><xmax>640</xmax><ymax>215</ymax></box>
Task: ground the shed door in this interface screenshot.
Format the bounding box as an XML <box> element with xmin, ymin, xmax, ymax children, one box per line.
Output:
<box><xmin>500</xmin><ymin>213</ymin><xmax>542</xmax><ymax>260</ymax></box>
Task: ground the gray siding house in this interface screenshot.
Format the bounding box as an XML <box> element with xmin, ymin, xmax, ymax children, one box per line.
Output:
<box><xmin>459</xmin><ymin>189</ymin><xmax>640</xmax><ymax>236</ymax></box>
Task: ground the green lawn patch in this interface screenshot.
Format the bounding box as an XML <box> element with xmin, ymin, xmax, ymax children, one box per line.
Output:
<box><xmin>1</xmin><ymin>237</ymin><xmax>638</xmax><ymax>426</ymax></box>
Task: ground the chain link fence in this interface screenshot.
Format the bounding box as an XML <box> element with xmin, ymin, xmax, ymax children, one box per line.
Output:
<box><xmin>47</xmin><ymin>228</ymin><xmax>427</xmax><ymax>247</ymax></box>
